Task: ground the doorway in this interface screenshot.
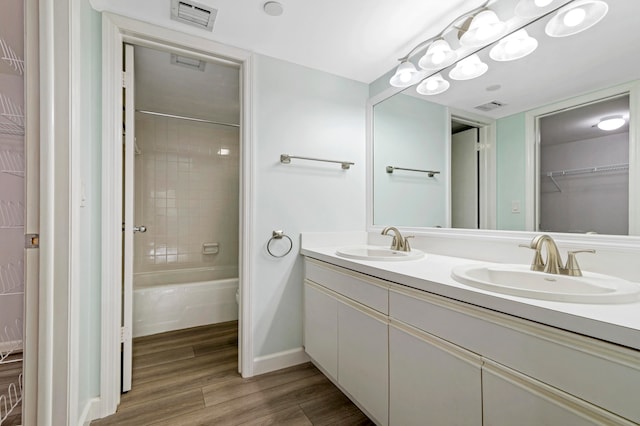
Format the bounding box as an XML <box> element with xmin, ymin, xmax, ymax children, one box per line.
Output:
<box><xmin>537</xmin><ymin>95</ymin><xmax>630</xmax><ymax>235</ymax></box>
<box><xmin>100</xmin><ymin>14</ymin><xmax>254</xmax><ymax>417</ymax></box>
<box><xmin>121</xmin><ymin>42</ymin><xmax>241</xmax><ymax>393</ymax></box>
<box><xmin>451</xmin><ymin>120</ymin><xmax>480</xmax><ymax>229</ymax></box>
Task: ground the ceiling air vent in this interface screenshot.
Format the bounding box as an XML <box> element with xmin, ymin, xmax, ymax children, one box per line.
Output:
<box><xmin>170</xmin><ymin>54</ymin><xmax>206</xmax><ymax>71</ymax></box>
<box><xmin>475</xmin><ymin>101</ymin><xmax>506</xmax><ymax>112</ymax></box>
<box><xmin>171</xmin><ymin>0</ymin><xmax>217</xmax><ymax>31</ymax></box>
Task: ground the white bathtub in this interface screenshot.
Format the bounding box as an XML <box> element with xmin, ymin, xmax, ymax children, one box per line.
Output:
<box><xmin>133</xmin><ymin>267</ymin><xmax>238</xmax><ymax>337</ymax></box>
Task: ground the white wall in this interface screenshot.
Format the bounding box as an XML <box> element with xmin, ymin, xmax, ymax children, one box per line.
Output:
<box><xmin>76</xmin><ymin>0</ymin><xmax>102</xmax><ymax>420</ymax></box>
<box><xmin>373</xmin><ymin>93</ymin><xmax>448</xmax><ymax>227</ymax></box>
<box><xmin>252</xmin><ymin>54</ymin><xmax>367</xmax><ymax>359</ymax></box>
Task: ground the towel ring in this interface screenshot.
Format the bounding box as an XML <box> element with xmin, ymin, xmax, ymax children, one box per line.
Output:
<box><xmin>267</xmin><ymin>230</ymin><xmax>293</xmax><ymax>258</ymax></box>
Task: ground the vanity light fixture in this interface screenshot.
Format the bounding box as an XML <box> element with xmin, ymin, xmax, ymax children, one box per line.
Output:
<box><xmin>459</xmin><ymin>9</ymin><xmax>508</xmax><ymax>47</ymax></box>
<box><xmin>545</xmin><ymin>0</ymin><xmax>608</xmax><ymax>37</ymax></box>
<box><xmin>389</xmin><ymin>0</ymin><xmax>609</xmax><ymax>95</ymax></box>
<box><xmin>389</xmin><ymin>61</ymin><xmax>422</xmax><ymax>87</ymax></box>
<box><xmin>515</xmin><ymin>0</ymin><xmax>561</xmax><ymax>18</ymax></box>
<box><xmin>489</xmin><ymin>29</ymin><xmax>538</xmax><ymax>61</ymax></box>
<box><xmin>418</xmin><ymin>39</ymin><xmax>457</xmax><ymax>70</ymax></box>
<box><xmin>597</xmin><ymin>115</ymin><xmax>625</xmax><ymax>131</ymax></box>
<box><xmin>416</xmin><ymin>73</ymin><xmax>450</xmax><ymax>95</ymax></box>
<box><xmin>449</xmin><ymin>54</ymin><xmax>488</xmax><ymax>80</ymax></box>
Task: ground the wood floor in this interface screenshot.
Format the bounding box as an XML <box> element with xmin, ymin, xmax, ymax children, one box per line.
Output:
<box><xmin>0</xmin><ymin>354</ymin><xmax>22</xmax><ymax>426</ymax></box>
<box><xmin>92</xmin><ymin>321</ymin><xmax>373</xmax><ymax>426</ymax></box>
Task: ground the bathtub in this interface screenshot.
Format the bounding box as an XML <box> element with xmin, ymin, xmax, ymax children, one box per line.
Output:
<box><xmin>133</xmin><ymin>267</ymin><xmax>238</xmax><ymax>337</ymax></box>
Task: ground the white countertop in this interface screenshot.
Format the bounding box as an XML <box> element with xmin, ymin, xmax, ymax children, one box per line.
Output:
<box><xmin>301</xmin><ymin>246</ymin><xmax>640</xmax><ymax>351</ymax></box>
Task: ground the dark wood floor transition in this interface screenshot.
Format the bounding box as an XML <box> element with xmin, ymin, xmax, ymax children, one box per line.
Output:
<box><xmin>92</xmin><ymin>321</ymin><xmax>373</xmax><ymax>425</ymax></box>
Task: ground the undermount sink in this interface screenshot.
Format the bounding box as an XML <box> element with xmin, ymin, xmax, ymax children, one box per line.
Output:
<box><xmin>336</xmin><ymin>245</ymin><xmax>425</xmax><ymax>261</ymax></box>
<box><xmin>451</xmin><ymin>264</ymin><xmax>640</xmax><ymax>304</ymax></box>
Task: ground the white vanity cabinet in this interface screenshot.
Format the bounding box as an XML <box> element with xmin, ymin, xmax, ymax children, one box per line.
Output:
<box><xmin>303</xmin><ymin>257</ymin><xmax>640</xmax><ymax>426</ymax></box>
<box><xmin>304</xmin><ymin>259</ymin><xmax>389</xmax><ymax>426</ymax></box>
<box><xmin>481</xmin><ymin>359</ymin><xmax>633</xmax><ymax>426</ymax></box>
<box><xmin>389</xmin><ymin>320</ymin><xmax>482</xmax><ymax>426</ymax></box>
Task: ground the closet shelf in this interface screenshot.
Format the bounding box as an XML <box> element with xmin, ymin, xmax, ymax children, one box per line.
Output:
<box><xmin>0</xmin><ymin>201</ymin><xmax>23</xmax><ymax>229</ymax></box>
<box><xmin>542</xmin><ymin>163</ymin><xmax>629</xmax><ymax>192</ymax></box>
<box><xmin>0</xmin><ymin>319</ymin><xmax>22</xmax><ymax>364</ymax></box>
<box><xmin>0</xmin><ymin>93</ymin><xmax>24</xmax><ymax>136</ymax></box>
<box><xmin>0</xmin><ymin>37</ymin><xmax>24</xmax><ymax>75</ymax></box>
<box><xmin>0</xmin><ymin>374</ymin><xmax>22</xmax><ymax>425</ymax></box>
<box><xmin>0</xmin><ymin>150</ymin><xmax>24</xmax><ymax>178</ymax></box>
<box><xmin>0</xmin><ymin>260</ymin><xmax>23</xmax><ymax>296</ymax></box>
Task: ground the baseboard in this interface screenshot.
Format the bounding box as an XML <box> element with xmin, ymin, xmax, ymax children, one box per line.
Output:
<box><xmin>252</xmin><ymin>347</ymin><xmax>310</xmax><ymax>376</ymax></box>
<box><xmin>79</xmin><ymin>397</ymin><xmax>101</xmax><ymax>426</ymax></box>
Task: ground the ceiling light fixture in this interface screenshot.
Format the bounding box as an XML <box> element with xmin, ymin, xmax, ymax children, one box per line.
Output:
<box><xmin>545</xmin><ymin>0</ymin><xmax>608</xmax><ymax>37</ymax></box>
<box><xmin>597</xmin><ymin>115</ymin><xmax>625</xmax><ymax>131</ymax></box>
<box><xmin>489</xmin><ymin>29</ymin><xmax>538</xmax><ymax>61</ymax></box>
<box><xmin>389</xmin><ymin>61</ymin><xmax>422</xmax><ymax>87</ymax></box>
<box><xmin>418</xmin><ymin>39</ymin><xmax>457</xmax><ymax>70</ymax></box>
<box><xmin>459</xmin><ymin>9</ymin><xmax>508</xmax><ymax>47</ymax></box>
<box><xmin>449</xmin><ymin>54</ymin><xmax>488</xmax><ymax>80</ymax></box>
<box><xmin>416</xmin><ymin>74</ymin><xmax>450</xmax><ymax>95</ymax></box>
<box><xmin>515</xmin><ymin>0</ymin><xmax>560</xmax><ymax>18</ymax></box>
<box><xmin>388</xmin><ymin>0</ymin><xmax>609</xmax><ymax>97</ymax></box>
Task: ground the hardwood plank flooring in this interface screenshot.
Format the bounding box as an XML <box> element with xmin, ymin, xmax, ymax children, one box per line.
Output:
<box><xmin>93</xmin><ymin>322</ymin><xmax>373</xmax><ymax>426</ymax></box>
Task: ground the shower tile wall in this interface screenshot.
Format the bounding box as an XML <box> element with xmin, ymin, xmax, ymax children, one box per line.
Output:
<box><xmin>134</xmin><ymin>113</ymin><xmax>239</xmax><ymax>278</ymax></box>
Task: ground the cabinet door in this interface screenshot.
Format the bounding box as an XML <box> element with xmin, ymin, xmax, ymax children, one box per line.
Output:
<box><xmin>482</xmin><ymin>360</ymin><xmax>634</xmax><ymax>426</ymax></box>
<box><xmin>389</xmin><ymin>322</ymin><xmax>482</xmax><ymax>426</ymax></box>
<box><xmin>304</xmin><ymin>280</ymin><xmax>338</xmax><ymax>380</ymax></box>
<box><xmin>338</xmin><ymin>300</ymin><xmax>389</xmax><ymax>426</ymax></box>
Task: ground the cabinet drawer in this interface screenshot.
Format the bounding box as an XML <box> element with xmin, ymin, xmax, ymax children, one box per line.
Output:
<box><xmin>305</xmin><ymin>259</ymin><xmax>389</xmax><ymax>314</ymax></box>
<box><xmin>483</xmin><ymin>359</ymin><xmax>634</xmax><ymax>426</ymax></box>
<box><xmin>390</xmin><ymin>285</ymin><xmax>640</xmax><ymax>424</ymax></box>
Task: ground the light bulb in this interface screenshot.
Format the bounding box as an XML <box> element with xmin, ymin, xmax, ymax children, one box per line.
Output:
<box><xmin>425</xmin><ymin>80</ymin><xmax>439</xmax><ymax>91</ymax></box>
<box><xmin>432</xmin><ymin>50</ymin><xmax>445</xmax><ymax>65</ymax></box>
<box><xmin>505</xmin><ymin>38</ymin><xmax>521</xmax><ymax>54</ymax></box>
<box><xmin>535</xmin><ymin>0</ymin><xmax>553</xmax><ymax>6</ymax></box>
<box><xmin>399</xmin><ymin>71</ymin><xmax>412</xmax><ymax>83</ymax></box>
<box><xmin>563</xmin><ymin>7</ymin><xmax>586</xmax><ymax>27</ymax></box>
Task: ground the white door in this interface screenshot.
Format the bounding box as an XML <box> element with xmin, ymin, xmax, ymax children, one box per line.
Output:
<box><xmin>121</xmin><ymin>43</ymin><xmax>135</xmax><ymax>392</ymax></box>
<box><xmin>451</xmin><ymin>128</ymin><xmax>479</xmax><ymax>229</ymax></box>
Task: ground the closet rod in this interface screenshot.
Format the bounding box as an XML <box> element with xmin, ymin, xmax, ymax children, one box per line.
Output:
<box><xmin>136</xmin><ymin>110</ymin><xmax>240</xmax><ymax>128</ymax></box>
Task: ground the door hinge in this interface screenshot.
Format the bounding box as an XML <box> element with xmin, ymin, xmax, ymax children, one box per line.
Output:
<box><xmin>25</xmin><ymin>233</ymin><xmax>39</xmax><ymax>249</ymax></box>
<box><xmin>120</xmin><ymin>326</ymin><xmax>131</xmax><ymax>343</ymax></box>
<box><xmin>122</xmin><ymin>71</ymin><xmax>130</xmax><ymax>88</ymax></box>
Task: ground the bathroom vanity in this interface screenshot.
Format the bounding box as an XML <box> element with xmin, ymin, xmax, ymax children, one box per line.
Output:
<box><xmin>301</xmin><ymin>244</ymin><xmax>640</xmax><ymax>426</ymax></box>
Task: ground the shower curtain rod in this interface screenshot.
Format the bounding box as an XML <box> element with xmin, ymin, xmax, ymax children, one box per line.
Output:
<box><xmin>136</xmin><ymin>110</ymin><xmax>240</xmax><ymax>128</ymax></box>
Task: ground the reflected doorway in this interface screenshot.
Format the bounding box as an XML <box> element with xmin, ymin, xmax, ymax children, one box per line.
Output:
<box><xmin>451</xmin><ymin>120</ymin><xmax>480</xmax><ymax>229</ymax></box>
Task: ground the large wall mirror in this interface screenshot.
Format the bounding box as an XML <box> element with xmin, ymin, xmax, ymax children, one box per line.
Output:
<box><xmin>369</xmin><ymin>0</ymin><xmax>640</xmax><ymax>237</ymax></box>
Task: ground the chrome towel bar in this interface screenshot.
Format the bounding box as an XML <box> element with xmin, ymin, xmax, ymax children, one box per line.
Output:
<box><xmin>386</xmin><ymin>166</ymin><xmax>440</xmax><ymax>177</ymax></box>
<box><xmin>280</xmin><ymin>154</ymin><xmax>354</xmax><ymax>170</ymax></box>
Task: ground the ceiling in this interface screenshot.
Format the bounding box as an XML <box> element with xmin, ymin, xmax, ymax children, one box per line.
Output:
<box><xmin>89</xmin><ymin>0</ymin><xmax>486</xmax><ymax>83</ymax></box>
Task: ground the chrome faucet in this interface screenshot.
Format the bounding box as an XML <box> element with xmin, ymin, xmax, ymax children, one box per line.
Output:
<box><xmin>381</xmin><ymin>226</ymin><xmax>413</xmax><ymax>252</ymax></box>
<box><xmin>520</xmin><ymin>234</ymin><xmax>595</xmax><ymax>276</ymax></box>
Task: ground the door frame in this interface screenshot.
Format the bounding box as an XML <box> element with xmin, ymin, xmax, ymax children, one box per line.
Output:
<box><xmin>524</xmin><ymin>81</ymin><xmax>640</xmax><ymax>234</ymax></box>
<box><xmin>99</xmin><ymin>13</ymin><xmax>255</xmax><ymax>417</ymax></box>
<box><xmin>449</xmin><ymin>110</ymin><xmax>497</xmax><ymax>230</ymax></box>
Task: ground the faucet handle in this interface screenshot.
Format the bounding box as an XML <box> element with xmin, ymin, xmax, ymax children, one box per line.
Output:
<box><xmin>403</xmin><ymin>236</ymin><xmax>414</xmax><ymax>252</ymax></box>
<box><xmin>519</xmin><ymin>244</ymin><xmax>545</xmax><ymax>271</ymax></box>
<box><xmin>564</xmin><ymin>249</ymin><xmax>595</xmax><ymax>277</ymax></box>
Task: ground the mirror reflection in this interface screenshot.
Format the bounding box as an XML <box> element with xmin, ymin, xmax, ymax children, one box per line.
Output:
<box><xmin>371</xmin><ymin>0</ymin><xmax>640</xmax><ymax>235</ymax></box>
